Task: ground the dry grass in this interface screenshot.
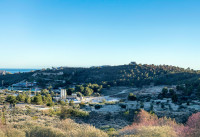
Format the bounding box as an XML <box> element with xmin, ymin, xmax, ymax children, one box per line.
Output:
<box><xmin>4</xmin><ymin>106</ymin><xmax>200</xmax><ymax>137</ymax></box>
<box><xmin>55</xmin><ymin>119</ymin><xmax>108</xmax><ymax>137</ymax></box>
<box><xmin>0</xmin><ymin>119</ymin><xmax>108</xmax><ymax>137</ymax></box>
<box><xmin>0</xmin><ymin>105</ymin><xmax>107</xmax><ymax>137</ymax></box>
<box><xmin>121</xmin><ymin>126</ymin><xmax>177</xmax><ymax>137</ymax></box>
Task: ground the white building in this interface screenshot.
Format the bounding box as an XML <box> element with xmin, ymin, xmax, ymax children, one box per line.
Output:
<box><xmin>60</xmin><ymin>89</ymin><xmax>67</xmax><ymax>99</ymax></box>
<box><xmin>0</xmin><ymin>70</ymin><xmax>6</xmax><ymax>75</ymax></box>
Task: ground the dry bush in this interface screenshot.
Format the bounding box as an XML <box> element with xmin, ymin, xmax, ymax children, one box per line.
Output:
<box><xmin>120</xmin><ymin>110</ymin><xmax>183</xmax><ymax>136</ymax></box>
<box><xmin>0</xmin><ymin>120</ymin><xmax>25</xmax><ymax>137</ymax></box>
<box><xmin>133</xmin><ymin>126</ymin><xmax>177</xmax><ymax>137</ymax></box>
<box><xmin>0</xmin><ymin>130</ymin><xmax>5</xmax><ymax>137</ymax></box>
<box><xmin>0</xmin><ymin>126</ymin><xmax>25</xmax><ymax>137</ymax></box>
<box><xmin>25</xmin><ymin>126</ymin><xmax>65</xmax><ymax>137</ymax></box>
<box><xmin>55</xmin><ymin>119</ymin><xmax>108</xmax><ymax>137</ymax></box>
<box><xmin>5</xmin><ymin>128</ymin><xmax>25</xmax><ymax>137</ymax></box>
<box><xmin>182</xmin><ymin>112</ymin><xmax>200</xmax><ymax>137</ymax></box>
<box><xmin>11</xmin><ymin>118</ymin><xmax>108</xmax><ymax>137</ymax></box>
<box><xmin>60</xmin><ymin>107</ymin><xmax>89</xmax><ymax>119</ymax></box>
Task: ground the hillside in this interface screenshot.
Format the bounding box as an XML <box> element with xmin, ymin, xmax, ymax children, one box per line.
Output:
<box><xmin>0</xmin><ymin>63</ymin><xmax>199</xmax><ymax>88</ymax></box>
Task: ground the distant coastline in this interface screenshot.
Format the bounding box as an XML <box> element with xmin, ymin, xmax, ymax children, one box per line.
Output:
<box><xmin>0</xmin><ymin>69</ymin><xmax>38</xmax><ymax>74</ymax></box>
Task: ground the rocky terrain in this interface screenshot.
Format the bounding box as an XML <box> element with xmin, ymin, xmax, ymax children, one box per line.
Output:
<box><xmin>78</xmin><ymin>85</ymin><xmax>200</xmax><ymax>128</ymax></box>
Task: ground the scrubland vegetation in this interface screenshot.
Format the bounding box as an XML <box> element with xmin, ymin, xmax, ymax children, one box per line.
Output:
<box><xmin>0</xmin><ymin>119</ymin><xmax>108</xmax><ymax>137</ymax></box>
<box><xmin>120</xmin><ymin>110</ymin><xmax>200</xmax><ymax>137</ymax></box>
<box><xmin>1</xmin><ymin>63</ymin><xmax>200</xmax><ymax>88</ymax></box>
<box><xmin>0</xmin><ymin>104</ymin><xmax>107</xmax><ymax>137</ymax></box>
<box><xmin>1</xmin><ymin>63</ymin><xmax>200</xmax><ymax>136</ymax></box>
<box><xmin>1</xmin><ymin>107</ymin><xmax>200</xmax><ymax>137</ymax></box>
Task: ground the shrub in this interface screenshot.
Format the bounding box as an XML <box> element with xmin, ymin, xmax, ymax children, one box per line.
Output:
<box><xmin>25</xmin><ymin>126</ymin><xmax>65</xmax><ymax>137</ymax></box>
<box><xmin>0</xmin><ymin>130</ymin><xmax>5</xmax><ymax>137</ymax></box>
<box><xmin>60</xmin><ymin>107</ymin><xmax>89</xmax><ymax>119</ymax></box>
<box><xmin>119</xmin><ymin>104</ymin><xmax>126</xmax><ymax>109</ymax></box>
<box><xmin>120</xmin><ymin>110</ymin><xmax>182</xmax><ymax>136</ymax></box>
<box><xmin>6</xmin><ymin>128</ymin><xmax>25</xmax><ymax>137</ymax></box>
<box><xmin>183</xmin><ymin>112</ymin><xmax>200</xmax><ymax>137</ymax></box>
<box><xmin>169</xmin><ymin>89</ymin><xmax>175</xmax><ymax>95</ymax></box>
<box><xmin>124</xmin><ymin>111</ymin><xmax>129</xmax><ymax>116</ymax></box>
<box><xmin>47</xmin><ymin>102</ymin><xmax>54</xmax><ymax>107</ymax></box>
<box><xmin>60</xmin><ymin>100</ymin><xmax>66</xmax><ymax>105</ymax></box>
<box><xmin>32</xmin><ymin>116</ymin><xmax>38</xmax><ymax>120</ymax></box>
<box><xmin>107</xmin><ymin>128</ymin><xmax>118</xmax><ymax>136</ymax></box>
<box><xmin>133</xmin><ymin>126</ymin><xmax>177</xmax><ymax>137</ymax></box>
<box><xmin>162</xmin><ymin>87</ymin><xmax>168</xmax><ymax>97</ymax></box>
<box><xmin>76</xmin><ymin>92</ymin><xmax>83</xmax><ymax>97</ymax></box>
<box><xmin>172</xmin><ymin>93</ymin><xmax>178</xmax><ymax>103</ymax></box>
<box><xmin>95</xmin><ymin>104</ymin><xmax>102</xmax><ymax>109</ymax></box>
<box><xmin>128</xmin><ymin>93</ymin><xmax>137</xmax><ymax>101</ymax></box>
<box><xmin>55</xmin><ymin>119</ymin><xmax>108</xmax><ymax>137</ymax></box>
<box><xmin>79</xmin><ymin>101</ymin><xmax>86</xmax><ymax>108</ymax></box>
<box><xmin>69</xmin><ymin>100</ymin><xmax>74</xmax><ymax>106</ymax></box>
<box><xmin>140</xmin><ymin>102</ymin><xmax>144</xmax><ymax>108</ymax></box>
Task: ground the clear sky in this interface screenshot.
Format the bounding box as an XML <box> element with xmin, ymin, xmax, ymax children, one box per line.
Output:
<box><xmin>0</xmin><ymin>0</ymin><xmax>200</xmax><ymax>69</ymax></box>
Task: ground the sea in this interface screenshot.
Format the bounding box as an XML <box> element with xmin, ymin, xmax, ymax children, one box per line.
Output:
<box><xmin>0</xmin><ymin>69</ymin><xmax>38</xmax><ymax>74</ymax></box>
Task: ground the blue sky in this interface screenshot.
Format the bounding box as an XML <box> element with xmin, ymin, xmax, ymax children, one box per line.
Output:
<box><xmin>0</xmin><ymin>0</ymin><xmax>200</xmax><ymax>69</ymax></box>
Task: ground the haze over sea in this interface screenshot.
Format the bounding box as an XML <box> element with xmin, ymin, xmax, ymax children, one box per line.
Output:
<box><xmin>0</xmin><ymin>69</ymin><xmax>38</xmax><ymax>74</ymax></box>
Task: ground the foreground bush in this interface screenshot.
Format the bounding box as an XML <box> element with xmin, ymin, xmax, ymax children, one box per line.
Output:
<box><xmin>6</xmin><ymin>128</ymin><xmax>25</xmax><ymax>137</ymax></box>
<box><xmin>0</xmin><ymin>130</ymin><xmax>5</xmax><ymax>137</ymax></box>
<box><xmin>133</xmin><ymin>126</ymin><xmax>177</xmax><ymax>137</ymax></box>
<box><xmin>12</xmin><ymin>119</ymin><xmax>108</xmax><ymax>137</ymax></box>
<box><xmin>119</xmin><ymin>110</ymin><xmax>200</xmax><ymax>137</ymax></box>
<box><xmin>120</xmin><ymin>110</ymin><xmax>182</xmax><ymax>136</ymax></box>
<box><xmin>182</xmin><ymin>112</ymin><xmax>200</xmax><ymax>137</ymax></box>
<box><xmin>128</xmin><ymin>93</ymin><xmax>137</xmax><ymax>101</ymax></box>
<box><xmin>55</xmin><ymin>119</ymin><xmax>108</xmax><ymax>137</ymax></box>
<box><xmin>25</xmin><ymin>126</ymin><xmax>65</xmax><ymax>137</ymax></box>
<box><xmin>0</xmin><ymin>127</ymin><xmax>25</xmax><ymax>137</ymax></box>
<box><xmin>60</xmin><ymin>107</ymin><xmax>89</xmax><ymax>119</ymax></box>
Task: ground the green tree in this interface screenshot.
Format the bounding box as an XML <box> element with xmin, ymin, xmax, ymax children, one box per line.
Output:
<box><xmin>128</xmin><ymin>93</ymin><xmax>137</xmax><ymax>101</ymax></box>
<box><xmin>33</xmin><ymin>94</ymin><xmax>43</xmax><ymax>105</ymax></box>
<box><xmin>75</xmin><ymin>85</ymin><xmax>84</xmax><ymax>93</ymax></box>
<box><xmin>47</xmin><ymin>85</ymin><xmax>53</xmax><ymax>91</ymax></box>
<box><xmin>50</xmin><ymin>91</ymin><xmax>55</xmax><ymax>97</ymax></box>
<box><xmin>76</xmin><ymin>92</ymin><xmax>83</xmax><ymax>97</ymax></box>
<box><xmin>25</xmin><ymin>96</ymin><xmax>31</xmax><ymax>104</ymax></box>
<box><xmin>16</xmin><ymin>94</ymin><xmax>25</xmax><ymax>102</ymax></box>
<box><xmin>69</xmin><ymin>100</ymin><xmax>74</xmax><ymax>106</ymax></box>
<box><xmin>46</xmin><ymin>94</ymin><xmax>53</xmax><ymax>104</ymax></box>
<box><xmin>60</xmin><ymin>100</ymin><xmax>66</xmax><ymax>105</ymax></box>
<box><xmin>169</xmin><ymin>89</ymin><xmax>175</xmax><ymax>96</ymax></box>
<box><xmin>84</xmin><ymin>87</ymin><xmax>93</xmax><ymax>96</ymax></box>
<box><xmin>172</xmin><ymin>93</ymin><xmax>178</xmax><ymax>103</ymax></box>
<box><xmin>67</xmin><ymin>88</ymin><xmax>75</xmax><ymax>95</ymax></box>
<box><xmin>162</xmin><ymin>87</ymin><xmax>168</xmax><ymax>97</ymax></box>
<box><xmin>41</xmin><ymin>89</ymin><xmax>49</xmax><ymax>96</ymax></box>
<box><xmin>6</xmin><ymin>95</ymin><xmax>18</xmax><ymax>105</ymax></box>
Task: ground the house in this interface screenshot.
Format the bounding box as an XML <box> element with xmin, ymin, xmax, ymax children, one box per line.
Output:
<box><xmin>32</xmin><ymin>71</ymin><xmax>64</xmax><ymax>77</ymax></box>
<box><xmin>0</xmin><ymin>70</ymin><xmax>6</xmax><ymax>75</ymax></box>
<box><xmin>53</xmin><ymin>90</ymin><xmax>82</xmax><ymax>103</ymax></box>
<box><xmin>12</xmin><ymin>81</ymin><xmax>37</xmax><ymax>87</ymax></box>
<box><xmin>129</xmin><ymin>61</ymin><xmax>137</xmax><ymax>65</ymax></box>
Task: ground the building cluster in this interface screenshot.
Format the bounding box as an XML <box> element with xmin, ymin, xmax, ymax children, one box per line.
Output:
<box><xmin>32</xmin><ymin>71</ymin><xmax>64</xmax><ymax>77</ymax></box>
<box><xmin>54</xmin><ymin>89</ymin><xmax>82</xmax><ymax>104</ymax></box>
<box><xmin>0</xmin><ymin>70</ymin><xmax>6</xmax><ymax>75</ymax></box>
<box><xmin>12</xmin><ymin>81</ymin><xmax>37</xmax><ymax>88</ymax></box>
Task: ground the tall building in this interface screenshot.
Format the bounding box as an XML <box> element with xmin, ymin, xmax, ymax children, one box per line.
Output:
<box><xmin>60</xmin><ymin>89</ymin><xmax>67</xmax><ymax>99</ymax></box>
